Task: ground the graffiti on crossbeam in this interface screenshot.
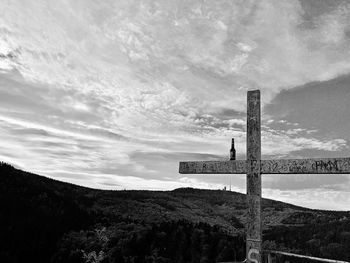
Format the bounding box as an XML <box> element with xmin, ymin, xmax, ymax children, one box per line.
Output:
<box><xmin>311</xmin><ymin>160</ymin><xmax>339</xmax><ymax>172</ymax></box>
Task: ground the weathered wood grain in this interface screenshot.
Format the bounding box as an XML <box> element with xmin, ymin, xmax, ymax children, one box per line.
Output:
<box><xmin>179</xmin><ymin>160</ymin><xmax>246</xmax><ymax>174</ymax></box>
<box><xmin>179</xmin><ymin>158</ymin><xmax>350</xmax><ymax>174</ymax></box>
<box><xmin>246</xmin><ymin>90</ymin><xmax>262</xmax><ymax>263</ymax></box>
<box><xmin>261</xmin><ymin>158</ymin><xmax>350</xmax><ymax>174</ymax></box>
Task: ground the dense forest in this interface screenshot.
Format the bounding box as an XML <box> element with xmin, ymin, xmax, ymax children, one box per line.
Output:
<box><xmin>0</xmin><ymin>162</ymin><xmax>350</xmax><ymax>263</ymax></box>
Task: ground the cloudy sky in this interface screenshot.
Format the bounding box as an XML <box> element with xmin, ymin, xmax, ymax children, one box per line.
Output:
<box><xmin>1</xmin><ymin>0</ymin><xmax>350</xmax><ymax>210</ymax></box>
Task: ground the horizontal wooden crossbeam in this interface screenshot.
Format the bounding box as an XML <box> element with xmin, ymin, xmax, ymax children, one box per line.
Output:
<box><xmin>179</xmin><ymin>160</ymin><xmax>246</xmax><ymax>174</ymax></box>
<box><xmin>179</xmin><ymin>157</ymin><xmax>350</xmax><ymax>174</ymax></box>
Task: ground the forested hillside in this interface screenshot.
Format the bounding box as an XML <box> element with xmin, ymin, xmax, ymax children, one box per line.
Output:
<box><xmin>0</xmin><ymin>162</ymin><xmax>349</xmax><ymax>263</ymax></box>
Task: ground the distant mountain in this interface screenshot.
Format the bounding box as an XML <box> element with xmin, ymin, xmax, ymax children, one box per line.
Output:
<box><xmin>0</xmin><ymin>162</ymin><xmax>349</xmax><ymax>263</ymax></box>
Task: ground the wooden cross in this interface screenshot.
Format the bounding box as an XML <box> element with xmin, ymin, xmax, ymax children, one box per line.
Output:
<box><xmin>179</xmin><ymin>90</ymin><xmax>350</xmax><ymax>263</ymax></box>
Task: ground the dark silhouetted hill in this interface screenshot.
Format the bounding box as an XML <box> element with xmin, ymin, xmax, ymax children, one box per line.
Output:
<box><xmin>0</xmin><ymin>162</ymin><xmax>350</xmax><ymax>263</ymax></box>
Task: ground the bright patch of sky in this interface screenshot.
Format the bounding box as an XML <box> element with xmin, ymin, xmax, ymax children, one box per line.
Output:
<box><xmin>1</xmin><ymin>0</ymin><xmax>350</xmax><ymax>209</ymax></box>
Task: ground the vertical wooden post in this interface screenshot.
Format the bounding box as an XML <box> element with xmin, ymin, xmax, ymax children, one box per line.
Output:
<box><xmin>246</xmin><ymin>90</ymin><xmax>262</xmax><ymax>263</ymax></box>
<box><xmin>267</xmin><ymin>253</ymin><xmax>272</xmax><ymax>263</ymax></box>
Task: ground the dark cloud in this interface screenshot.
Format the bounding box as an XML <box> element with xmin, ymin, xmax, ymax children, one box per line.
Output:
<box><xmin>265</xmin><ymin>73</ymin><xmax>350</xmax><ymax>155</ymax></box>
<box><xmin>299</xmin><ymin>0</ymin><xmax>347</xmax><ymax>20</ymax></box>
<box><xmin>215</xmin><ymin>108</ymin><xmax>245</xmax><ymax>120</ymax></box>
